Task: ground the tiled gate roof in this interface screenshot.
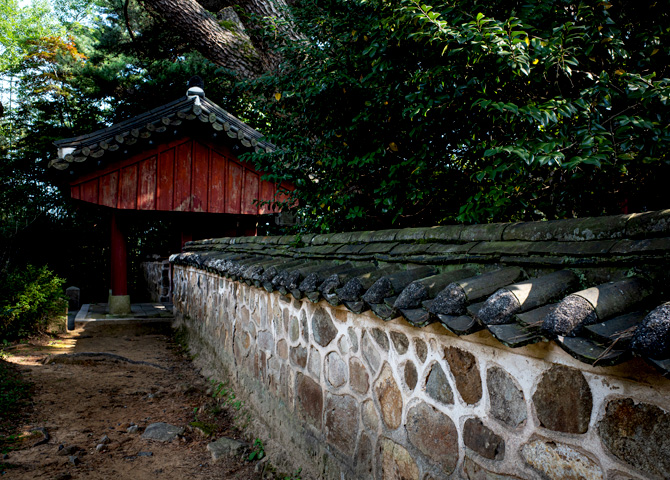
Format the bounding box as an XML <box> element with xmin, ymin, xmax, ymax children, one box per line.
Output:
<box><xmin>50</xmin><ymin>88</ymin><xmax>273</xmax><ymax>171</ymax></box>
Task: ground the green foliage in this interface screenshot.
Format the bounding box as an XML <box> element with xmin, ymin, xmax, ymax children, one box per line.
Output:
<box><xmin>0</xmin><ymin>359</ymin><xmax>32</xmax><ymax>437</ymax></box>
<box><xmin>188</xmin><ymin>420</ymin><xmax>218</xmax><ymax>437</ymax></box>
<box><xmin>0</xmin><ymin>0</ymin><xmax>62</xmax><ymax>71</ymax></box>
<box><xmin>211</xmin><ymin>379</ymin><xmax>244</xmax><ymax>410</ymax></box>
<box><xmin>244</xmin><ymin>0</ymin><xmax>670</xmax><ymax>230</ymax></box>
<box><xmin>248</xmin><ymin>438</ymin><xmax>265</xmax><ymax>461</ymax></box>
<box><xmin>280</xmin><ymin>468</ymin><xmax>302</xmax><ymax>480</ymax></box>
<box><xmin>0</xmin><ymin>265</ymin><xmax>66</xmax><ymax>340</ymax></box>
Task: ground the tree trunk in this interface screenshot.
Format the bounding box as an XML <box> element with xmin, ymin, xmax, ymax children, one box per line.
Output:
<box><xmin>139</xmin><ymin>0</ymin><xmax>299</xmax><ymax>77</ymax></box>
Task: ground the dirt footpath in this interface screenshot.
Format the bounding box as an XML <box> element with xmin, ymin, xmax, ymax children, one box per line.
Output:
<box><xmin>2</xmin><ymin>321</ymin><xmax>259</xmax><ymax>480</ymax></box>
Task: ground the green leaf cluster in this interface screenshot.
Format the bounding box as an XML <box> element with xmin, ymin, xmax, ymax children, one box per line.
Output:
<box><xmin>0</xmin><ymin>0</ymin><xmax>62</xmax><ymax>72</ymax></box>
<box><xmin>244</xmin><ymin>0</ymin><xmax>670</xmax><ymax>230</ymax></box>
<box><xmin>0</xmin><ymin>265</ymin><xmax>66</xmax><ymax>341</ymax></box>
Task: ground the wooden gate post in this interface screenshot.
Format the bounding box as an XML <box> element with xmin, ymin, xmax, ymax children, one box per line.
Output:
<box><xmin>110</xmin><ymin>212</ymin><xmax>131</xmax><ymax>314</ymax></box>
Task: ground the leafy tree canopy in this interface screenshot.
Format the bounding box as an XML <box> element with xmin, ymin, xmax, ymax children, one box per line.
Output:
<box><xmin>241</xmin><ymin>0</ymin><xmax>670</xmax><ymax>231</ymax></box>
<box><xmin>3</xmin><ymin>0</ymin><xmax>670</xmax><ymax>255</ymax></box>
<box><xmin>0</xmin><ymin>0</ymin><xmax>63</xmax><ymax>72</ymax></box>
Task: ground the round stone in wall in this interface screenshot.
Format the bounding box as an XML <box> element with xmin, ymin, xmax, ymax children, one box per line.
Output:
<box><xmin>347</xmin><ymin>326</ymin><xmax>359</xmax><ymax>353</ymax></box>
<box><xmin>308</xmin><ymin>346</ymin><xmax>321</xmax><ymax>379</ymax></box>
<box><xmin>406</xmin><ymin>401</ymin><xmax>458</xmax><ymax>474</ymax></box>
<box><xmin>312</xmin><ymin>307</ymin><xmax>337</xmax><ymax>347</ymax></box>
<box><xmin>259</xmin><ymin>298</ymin><xmax>268</xmax><ymax>327</ymax></box>
<box><xmin>463</xmin><ymin>417</ymin><xmax>505</xmax><ymax>460</ymax></box>
<box><xmin>326</xmin><ymin>352</ymin><xmax>348</xmax><ymax>388</ymax></box>
<box><xmin>380</xmin><ymin>438</ymin><xmax>419</xmax><ymax>480</ymax></box>
<box><xmin>371</xmin><ymin>327</ymin><xmax>390</xmax><ymax>351</ymax></box>
<box><xmin>349</xmin><ymin>357</ymin><xmax>369</xmax><ymax>394</ymax></box>
<box><xmin>444</xmin><ymin>346</ymin><xmax>482</xmax><ymax>405</ymax></box>
<box><xmin>462</xmin><ymin>457</ymin><xmax>522</xmax><ymax>480</ymax></box>
<box><xmin>390</xmin><ymin>331</ymin><xmax>409</xmax><ymax>355</ymax></box>
<box><xmin>487</xmin><ymin>366</ymin><xmax>527</xmax><ymax>429</ymax></box>
<box><xmin>598</xmin><ymin>398</ymin><xmax>670</xmax><ymax>478</ymax></box>
<box><xmin>324</xmin><ymin>393</ymin><xmax>359</xmax><ymax>457</ymax></box>
<box><xmin>300</xmin><ymin>310</ymin><xmax>309</xmax><ymax>342</ymax></box>
<box><xmin>361</xmin><ymin>399</ymin><xmax>379</xmax><ymax>432</ymax></box>
<box><xmin>355</xmin><ymin>431</ymin><xmax>374</xmax><ymax>478</ymax></box>
<box><xmin>240</xmin><ymin>306</ymin><xmax>250</xmax><ymax>327</ymax></box>
<box><xmin>425</xmin><ymin>362</ymin><xmax>454</xmax><ymax>405</ymax></box>
<box><xmin>296</xmin><ymin>372</ymin><xmax>323</xmax><ymax>429</ymax></box>
<box><xmin>361</xmin><ymin>331</ymin><xmax>381</xmax><ymax>373</ymax></box>
<box><xmin>532</xmin><ymin>365</ymin><xmax>592</xmax><ymax>434</ymax></box>
<box><xmin>521</xmin><ymin>439</ymin><xmax>603</xmax><ymax>480</ymax></box>
<box><xmin>289</xmin><ymin>315</ymin><xmax>300</xmax><ymax>342</ymax></box>
<box><xmin>277</xmin><ymin>339</ymin><xmax>288</xmax><ymax>360</ymax></box>
<box><xmin>338</xmin><ymin>334</ymin><xmax>350</xmax><ymax>355</ymax></box>
<box><xmin>403</xmin><ymin>361</ymin><xmax>418</xmax><ymax>391</ymax></box>
<box><xmin>374</xmin><ymin>363</ymin><xmax>403</xmax><ymax>430</ymax></box>
<box><xmin>282</xmin><ymin>308</ymin><xmax>290</xmax><ymax>334</ymax></box>
<box><xmin>290</xmin><ymin>345</ymin><xmax>307</xmax><ymax>369</ymax></box>
<box><xmin>414</xmin><ymin>338</ymin><xmax>428</xmax><ymax>364</ymax></box>
<box><xmin>272</xmin><ymin>303</ymin><xmax>281</xmax><ymax>327</ymax></box>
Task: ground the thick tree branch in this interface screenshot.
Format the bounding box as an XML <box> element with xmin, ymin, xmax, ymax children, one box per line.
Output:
<box><xmin>123</xmin><ymin>0</ymin><xmax>137</xmax><ymax>43</ymax></box>
<box><xmin>139</xmin><ymin>0</ymin><xmax>268</xmax><ymax>77</ymax></box>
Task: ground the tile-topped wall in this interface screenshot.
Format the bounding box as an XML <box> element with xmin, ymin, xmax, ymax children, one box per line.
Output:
<box><xmin>171</xmin><ymin>264</ymin><xmax>670</xmax><ymax>479</ymax></box>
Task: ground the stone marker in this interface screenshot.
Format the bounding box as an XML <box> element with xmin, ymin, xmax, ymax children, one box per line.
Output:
<box><xmin>65</xmin><ymin>286</ymin><xmax>81</xmax><ymax>310</ymax></box>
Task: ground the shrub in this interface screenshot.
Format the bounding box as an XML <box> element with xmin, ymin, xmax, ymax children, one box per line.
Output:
<box><xmin>0</xmin><ymin>265</ymin><xmax>66</xmax><ymax>341</ymax></box>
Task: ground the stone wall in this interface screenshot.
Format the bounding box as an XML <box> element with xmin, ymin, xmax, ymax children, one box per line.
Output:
<box><xmin>172</xmin><ymin>265</ymin><xmax>670</xmax><ymax>480</ymax></box>
<box><xmin>141</xmin><ymin>260</ymin><xmax>171</xmax><ymax>303</ymax></box>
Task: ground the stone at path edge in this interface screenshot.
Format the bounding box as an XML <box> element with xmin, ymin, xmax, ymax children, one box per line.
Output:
<box><xmin>141</xmin><ymin>422</ymin><xmax>185</xmax><ymax>442</ymax></box>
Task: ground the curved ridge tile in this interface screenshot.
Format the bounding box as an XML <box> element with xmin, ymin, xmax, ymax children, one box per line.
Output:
<box><xmin>544</xmin><ymin>278</ymin><xmax>652</xmax><ymax>337</ymax></box>
<box><xmin>430</xmin><ymin>267</ymin><xmax>524</xmax><ymax>316</ymax></box>
<box><xmin>632</xmin><ymin>302</ymin><xmax>670</xmax><ymax>360</ymax></box>
<box><xmin>478</xmin><ymin>270</ymin><xmax>579</xmax><ymax>326</ymax></box>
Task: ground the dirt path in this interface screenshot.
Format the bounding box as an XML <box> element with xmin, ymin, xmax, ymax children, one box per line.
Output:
<box><xmin>1</xmin><ymin>321</ymin><xmax>259</xmax><ymax>480</ymax></box>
